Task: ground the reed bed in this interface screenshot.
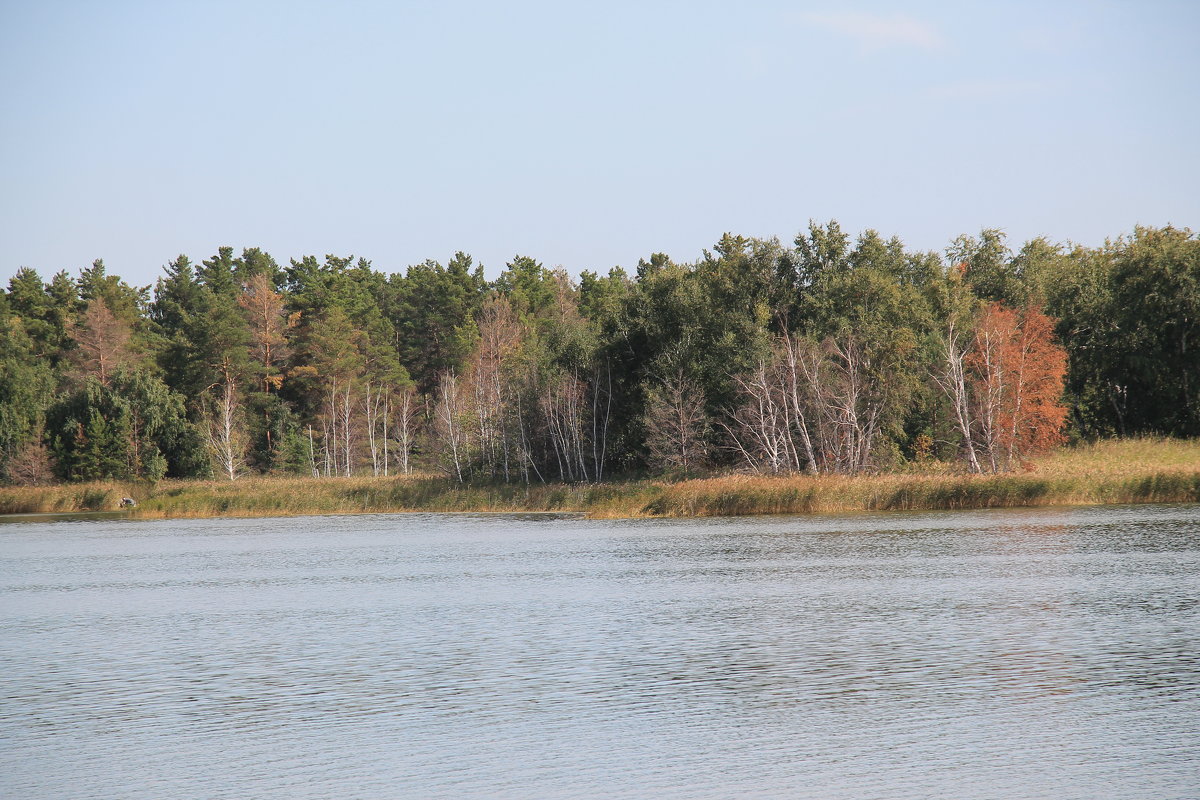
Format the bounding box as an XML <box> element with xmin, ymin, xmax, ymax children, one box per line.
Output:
<box><xmin>646</xmin><ymin>438</ymin><xmax>1200</xmax><ymax>517</ymax></box>
<box><xmin>2</xmin><ymin>438</ymin><xmax>1197</xmax><ymax>520</ymax></box>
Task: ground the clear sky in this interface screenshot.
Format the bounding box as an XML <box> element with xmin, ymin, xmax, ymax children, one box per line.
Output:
<box><xmin>2</xmin><ymin>0</ymin><xmax>1197</xmax><ymax>288</ymax></box>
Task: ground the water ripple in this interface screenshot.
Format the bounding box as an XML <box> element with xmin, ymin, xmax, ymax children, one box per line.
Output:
<box><xmin>2</xmin><ymin>506</ymin><xmax>1199</xmax><ymax>799</ymax></box>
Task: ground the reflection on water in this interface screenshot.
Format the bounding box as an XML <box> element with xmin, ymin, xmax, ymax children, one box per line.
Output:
<box><xmin>0</xmin><ymin>510</ymin><xmax>133</xmax><ymax>524</ymax></box>
<box><xmin>2</xmin><ymin>505</ymin><xmax>1198</xmax><ymax>799</ymax></box>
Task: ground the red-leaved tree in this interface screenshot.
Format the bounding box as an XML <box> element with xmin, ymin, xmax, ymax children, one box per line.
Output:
<box><xmin>941</xmin><ymin>303</ymin><xmax>1068</xmax><ymax>472</ymax></box>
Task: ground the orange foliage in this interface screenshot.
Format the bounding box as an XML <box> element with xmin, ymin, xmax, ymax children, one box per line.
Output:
<box><xmin>966</xmin><ymin>303</ymin><xmax>1068</xmax><ymax>471</ymax></box>
<box><xmin>238</xmin><ymin>273</ymin><xmax>291</xmax><ymax>392</ymax></box>
<box><xmin>70</xmin><ymin>298</ymin><xmax>132</xmax><ymax>384</ymax></box>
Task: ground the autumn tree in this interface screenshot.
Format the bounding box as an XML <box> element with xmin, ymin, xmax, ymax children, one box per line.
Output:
<box><xmin>971</xmin><ymin>304</ymin><xmax>1067</xmax><ymax>470</ymax></box>
<box><xmin>69</xmin><ymin>298</ymin><xmax>134</xmax><ymax>385</ymax></box>
<box><xmin>239</xmin><ymin>273</ymin><xmax>292</xmax><ymax>394</ymax></box>
<box><xmin>939</xmin><ymin>302</ymin><xmax>1068</xmax><ymax>472</ymax></box>
<box><xmin>238</xmin><ymin>272</ymin><xmax>297</xmax><ymax>469</ymax></box>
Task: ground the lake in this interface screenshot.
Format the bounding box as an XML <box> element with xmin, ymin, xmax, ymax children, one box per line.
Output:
<box><xmin>2</xmin><ymin>505</ymin><xmax>1198</xmax><ymax>799</ymax></box>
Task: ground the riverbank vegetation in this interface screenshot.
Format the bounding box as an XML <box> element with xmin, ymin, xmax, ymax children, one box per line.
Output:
<box><xmin>1</xmin><ymin>439</ymin><xmax>1196</xmax><ymax>519</ymax></box>
<box><xmin>2</xmin><ymin>223</ymin><xmax>1197</xmax><ymax>499</ymax></box>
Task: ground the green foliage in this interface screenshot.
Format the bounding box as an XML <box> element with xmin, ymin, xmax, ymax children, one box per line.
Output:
<box><xmin>245</xmin><ymin>392</ymin><xmax>305</xmax><ymax>473</ymax></box>
<box><xmin>793</xmin><ymin>219</ymin><xmax>851</xmax><ymax>287</ymax></box>
<box><xmin>384</xmin><ymin>252</ymin><xmax>485</xmax><ymax>392</ymax></box>
<box><xmin>198</xmin><ymin>247</ymin><xmax>239</xmax><ymax>298</ymax></box>
<box><xmin>0</xmin><ymin>299</ymin><xmax>56</xmax><ymax>481</ymax></box>
<box><xmin>1043</xmin><ymin>226</ymin><xmax>1200</xmax><ymax>437</ymax></box>
<box><xmin>947</xmin><ymin>229</ymin><xmax>1021</xmax><ymax>306</ymax></box>
<box><xmin>7</xmin><ymin>267</ymin><xmax>72</xmax><ymax>361</ymax></box>
<box><xmin>495</xmin><ymin>255</ymin><xmax>557</xmax><ymax>317</ymax></box>
<box><xmin>579</xmin><ymin>267</ymin><xmax>631</xmax><ymax>326</ymax></box>
<box><xmin>47</xmin><ymin>381</ymin><xmax>130</xmax><ymax>481</ymax></box>
<box><xmin>235</xmin><ymin>247</ymin><xmax>283</xmax><ymax>287</ymax></box>
<box><xmin>45</xmin><ymin>370</ymin><xmax>203</xmax><ymax>481</ymax></box>
<box><xmin>306</xmin><ymin>306</ymin><xmax>365</xmax><ymax>383</ymax></box>
<box><xmin>4</xmin><ymin>222</ymin><xmax>1197</xmax><ymax>484</ymax></box>
<box><xmin>1107</xmin><ymin>226</ymin><xmax>1200</xmax><ymax>435</ymax></box>
<box><xmin>77</xmin><ymin>259</ymin><xmax>148</xmax><ymax>324</ymax></box>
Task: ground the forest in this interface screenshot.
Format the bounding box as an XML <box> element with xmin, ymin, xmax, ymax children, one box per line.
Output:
<box><xmin>1</xmin><ymin>222</ymin><xmax>1197</xmax><ymax>487</ymax></box>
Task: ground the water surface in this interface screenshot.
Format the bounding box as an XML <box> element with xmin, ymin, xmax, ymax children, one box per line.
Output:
<box><xmin>2</xmin><ymin>505</ymin><xmax>1198</xmax><ymax>798</ymax></box>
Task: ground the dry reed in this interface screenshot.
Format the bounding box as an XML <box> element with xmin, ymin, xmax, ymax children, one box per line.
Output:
<box><xmin>2</xmin><ymin>438</ymin><xmax>1197</xmax><ymax>520</ymax></box>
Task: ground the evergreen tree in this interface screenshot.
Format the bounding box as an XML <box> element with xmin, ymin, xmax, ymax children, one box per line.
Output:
<box><xmin>385</xmin><ymin>252</ymin><xmax>486</xmax><ymax>392</ymax></box>
<box><xmin>0</xmin><ymin>293</ymin><xmax>57</xmax><ymax>483</ymax></box>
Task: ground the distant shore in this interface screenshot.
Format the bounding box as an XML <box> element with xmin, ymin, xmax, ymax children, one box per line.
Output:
<box><xmin>2</xmin><ymin>439</ymin><xmax>1198</xmax><ymax>521</ymax></box>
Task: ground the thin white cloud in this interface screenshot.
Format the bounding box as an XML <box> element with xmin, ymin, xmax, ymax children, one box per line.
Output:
<box><xmin>805</xmin><ymin>11</ymin><xmax>943</xmax><ymax>51</ymax></box>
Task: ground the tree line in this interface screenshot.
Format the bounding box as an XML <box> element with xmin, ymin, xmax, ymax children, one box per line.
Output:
<box><xmin>1</xmin><ymin>223</ymin><xmax>1196</xmax><ymax>485</ymax></box>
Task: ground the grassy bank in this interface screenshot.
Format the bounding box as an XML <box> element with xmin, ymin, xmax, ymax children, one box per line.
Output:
<box><xmin>2</xmin><ymin>438</ymin><xmax>1198</xmax><ymax>520</ymax></box>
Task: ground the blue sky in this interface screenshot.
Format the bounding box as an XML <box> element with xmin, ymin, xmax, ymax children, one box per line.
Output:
<box><xmin>2</xmin><ymin>0</ymin><xmax>1197</xmax><ymax>288</ymax></box>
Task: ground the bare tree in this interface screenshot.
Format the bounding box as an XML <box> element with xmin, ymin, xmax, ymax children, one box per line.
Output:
<box><xmin>729</xmin><ymin>332</ymin><xmax>897</xmax><ymax>476</ymax></box>
<box><xmin>724</xmin><ymin>358</ymin><xmax>793</xmax><ymax>474</ymax></box>
<box><xmin>468</xmin><ymin>297</ymin><xmax>522</xmax><ymax>480</ymax></box>
<box><xmin>238</xmin><ymin>274</ymin><xmax>294</xmax><ymax>460</ymax></box>
<box><xmin>590</xmin><ymin>361</ymin><xmax>613</xmax><ymax>482</ymax></box>
<box><xmin>6</xmin><ymin>435</ymin><xmax>54</xmax><ymax>486</ymax></box>
<box><xmin>363</xmin><ymin>381</ymin><xmax>386</xmax><ymax>476</ymax></box>
<box><xmin>644</xmin><ymin>371</ymin><xmax>710</xmax><ymax>475</ymax></box>
<box><xmin>822</xmin><ymin>335</ymin><xmax>887</xmax><ymax>474</ymax></box>
<box><xmin>308</xmin><ymin>308</ymin><xmax>364</xmax><ymax>477</ymax></box>
<box><xmin>778</xmin><ymin>334</ymin><xmax>820</xmax><ymax>475</ymax></box>
<box><xmin>541</xmin><ymin>369</ymin><xmax>591</xmax><ymax>482</ymax></box>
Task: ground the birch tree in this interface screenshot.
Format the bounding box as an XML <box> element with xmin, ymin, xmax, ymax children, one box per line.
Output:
<box><xmin>433</xmin><ymin>370</ymin><xmax>469</xmax><ymax>482</ymax></box>
<box><xmin>937</xmin><ymin>302</ymin><xmax>1069</xmax><ymax>472</ymax></box>
<box><xmin>934</xmin><ymin>312</ymin><xmax>983</xmax><ymax>473</ymax></box>
<box><xmin>203</xmin><ymin>372</ymin><xmax>246</xmax><ymax>480</ymax></box>
<box><xmin>966</xmin><ymin>303</ymin><xmax>1068</xmax><ymax>470</ymax></box>
<box><xmin>307</xmin><ymin>307</ymin><xmax>364</xmax><ymax>476</ymax></box>
<box><xmin>644</xmin><ymin>371</ymin><xmax>710</xmax><ymax>475</ymax></box>
<box><xmin>391</xmin><ymin>384</ymin><xmax>419</xmax><ymax>475</ymax></box>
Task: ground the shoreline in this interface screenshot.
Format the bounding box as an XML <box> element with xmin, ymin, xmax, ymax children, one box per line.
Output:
<box><xmin>2</xmin><ymin>439</ymin><xmax>1198</xmax><ymax>522</ymax></box>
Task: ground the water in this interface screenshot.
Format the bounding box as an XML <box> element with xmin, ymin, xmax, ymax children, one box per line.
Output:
<box><xmin>2</xmin><ymin>505</ymin><xmax>1198</xmax><ymax>799</ymax></box>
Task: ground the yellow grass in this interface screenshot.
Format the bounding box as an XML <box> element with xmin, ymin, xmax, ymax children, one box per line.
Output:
<box><xmin>646</xmin><ymin>438</ymin><xmax>1200</xmax><ymax>517</ymax></box>
<box><xmin>1</xmin><ymin>438</ymin><xmax>1198</xmax><ymax>521</ymax></box>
